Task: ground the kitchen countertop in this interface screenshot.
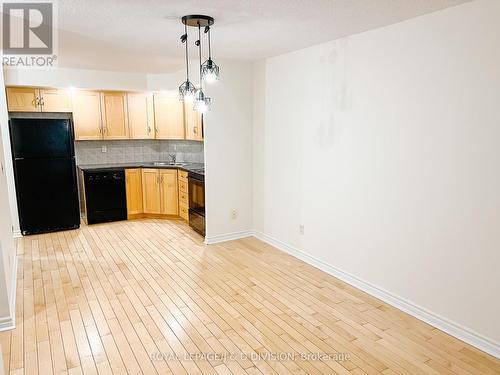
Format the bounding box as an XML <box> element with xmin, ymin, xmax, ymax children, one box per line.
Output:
<box><xmin>77</xmin><ymin>162</ymin><xmax>204</xmax><ymax>176</ymax></box>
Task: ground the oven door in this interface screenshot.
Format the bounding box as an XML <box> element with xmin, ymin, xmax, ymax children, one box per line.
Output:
<box><xmin>188</xmin><ymin>176</ymin><xmax>205</xmax><ymax>236</ymax></box>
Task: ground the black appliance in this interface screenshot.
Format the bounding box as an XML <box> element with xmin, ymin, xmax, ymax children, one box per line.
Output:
<box><xmin>9</xmin><ymin>117</ymin><xmax>80</xmax><ymax>235</ymax></box>
<box><xmin>83</xmin><ymin>169</ymin><xmax>127</xmax><ymax>224</ymax></box>
<box><xmin>188</xmin><ymin>169</ymin><xmax>205</xmax><ymax>236</ymax></box>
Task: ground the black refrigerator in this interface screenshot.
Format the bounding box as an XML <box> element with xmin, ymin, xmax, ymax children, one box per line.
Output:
<box><xmin>10</xmin><ymin>117</ymin><xmax>80</xmax><ymax>235</ymax></box>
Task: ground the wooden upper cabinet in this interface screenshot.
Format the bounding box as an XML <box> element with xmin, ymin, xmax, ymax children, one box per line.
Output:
<box><xmin>101</xmin><ymin>92</ymin><xmax>129</xmax><ymax>140</ymax></box>
<box><xmin>160</xmin><ymin>169</ymin><xmax>179</xmax><ymax>215</ymax></box>
<box><xmin>125</xmin><ymin>169</ymin><xmax>143</xmax><ymax>216</ymax></box>
<box><xmin>6</xmin><ymin>87</ymin><xmax>73</xmax><ymax>113</ymax></box>
<box><xmin>142</xmin><ymin>169</ymin><xmax>161</xmax><ymax>214</ymax></box>
<box><xmin>6</xmin><ymin>87</ymin><xmax>40</xmax><ymax>112</ymax></box>
<box><xmin>153</xmin><ymin>94</ymin><xmax>185</xmax><ymax>139</ymax></box>
<box><xmin>39</xmin><ymin>89</ymin><xmax>72</xmax><ymax>112</ymax></box>
<box><xmin>127</xmin><ymin>93</ymin><xmax>154</xmax><ymax>139</ymax></box>
<box><xmin>72</xmin><ymin>90</ymin><xmax>103</xmax><ymax>141</ymax></box>
<box><xmin>6</xmin><ymin>86</ymin><xmax>204</xmax><ymax>142</ymax></box>
<box><xmin>185</xmin><ymin>106</ymin><xmax>203</xmax><ymax>141</ymax></box>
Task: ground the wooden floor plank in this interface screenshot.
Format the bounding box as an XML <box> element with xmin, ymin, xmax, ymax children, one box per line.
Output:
<box><xmin>0</xmin><ymin>219</ymin><xmax>498</xmax><ymax>375</ymax></box>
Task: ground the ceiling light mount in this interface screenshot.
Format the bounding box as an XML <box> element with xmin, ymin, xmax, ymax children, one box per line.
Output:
<box><xmin>181</xmin><ymin>15</ymin><xmax>214</xmax><ymax>28</ymax></box>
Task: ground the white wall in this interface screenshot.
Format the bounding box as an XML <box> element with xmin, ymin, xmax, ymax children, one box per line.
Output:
<box><xmin>253</xmin><ymin>0</ymin><xmax>500</xmax><ymax>354</ymax></box>
<box><xmin>0</xmin><ymin>68</ymin><xmax>16</xmax><ymax>325</ymax></box>
<box><xmin>0</xmin><ymin>75</ymin><xmax>19</xmax><ymax>237</ymax></box>
<box><xmin>147</xmin><ymin>70</ymin><xmax>183</xmax><ymax>92</ymax></box>
<box><xmin>203</xmin><ymin>60</ymin><xmax>253</xmax><ymax>240</ymax></box>
<box><xmin>4</xmin><ymin>67</ymin><xmax>148</xmax><ymax>91</ymax></box>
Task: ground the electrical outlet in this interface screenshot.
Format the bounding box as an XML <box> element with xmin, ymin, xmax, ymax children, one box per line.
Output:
<box><xmin>299</xmin><ymin>224</ymin><xmax>305</xmax><ymax>235</ymax></box>
<box><xmin>101</xmin><ymin>146</ymin><xmax>107</xmax><ymax>153</ymax></box>
<box><xmin>231</xmin><ymin>209</ymin><xmax>238</xmax><ymax>219</ymax></box>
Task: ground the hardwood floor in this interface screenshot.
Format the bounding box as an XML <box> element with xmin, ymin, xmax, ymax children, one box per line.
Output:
<box><xmin>0</xmin><ymin>219</ymin><xmax>498</xmax><ymax>374</ymax></box>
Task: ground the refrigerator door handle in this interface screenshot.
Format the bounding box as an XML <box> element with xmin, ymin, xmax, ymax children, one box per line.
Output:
<box><xmin>15</xmin><ymin>157</ymin><xmax>24</xmax><ymax>161</ymax></box>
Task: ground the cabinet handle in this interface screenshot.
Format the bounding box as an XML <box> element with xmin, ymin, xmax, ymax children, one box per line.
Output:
<box><xmin>193</xmin><ymin>127</ymin><xmax>197</xmax><ymax>134</ymax></box>
<box><xmin>34</xmin><ymin>97</ymin><xmax>40</xmax><ymax>107</ymax></box>
<box><xmin>155</xmin><ymin>127</ymin><xmax>158</xmax><ymax>133</ymax></box>
<box><xmin>147</xmin><ymin>126</ymin><xmax>151</xmax><ymax>134</ymax></box>
<box><xmin>40</xmin><ymin>97</ymin><xmax>44</xmax><ymax>106</ymax></box>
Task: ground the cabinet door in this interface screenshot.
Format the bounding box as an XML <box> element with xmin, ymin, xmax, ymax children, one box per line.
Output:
<box><xmin>101</xmin><ymin>92</ymin><xmax>129</xmax><ymax>139</ymax></box>
<box><xmin>153</xmin><ymin>94</ymin><xmax>185</xmax><ymax>139</ymax></box>
<box><xmin>178</xmin><ymin>172</ymin><xmax>189</xmax><ymax>221</ymax></box>
<box><xmin>127</xmin><ymin>93</ymin><xmax>154</xmax><ymax>139</ymax></box>
<box><xmin>126</xmin><ymin>169</ymin><xmax>143</xmax><ymax>216</ymax></box>
<box><xmin>141</xmin><ymin>169</ymin><xmax>161</xmax><ymax>214</ymax></box>
<box><xmin>160</xmin><ymin>169</ymin><xmax>179</xmax><ymax>215</ymax></box>
<box><xmin>6</xmin><ymin>87</ymin><xmax>40</xmax><ymax>112</ymax></box>
<box><xmin>72</xmin><ymin>90</ymin><xmax>103</xmax><ymax>140</ymax></box>
<box><xmin>40</xmin><ymin>88</ymin><xmax>72</xmax><ymax>112</ymax></box>
<box><xmin>185</xmin><ymin>106</ymin><xmax>203</xmax><ymax>141</ymax></box>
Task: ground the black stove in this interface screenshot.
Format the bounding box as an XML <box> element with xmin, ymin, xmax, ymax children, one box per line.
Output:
<box><xmin>188</xmin><ymin>169</ymin><xmax>205</xmax><ymax>236</ymax></box>
<box><xmin>188</xmin><ymin>168</ymin><xmax>204</xmax><ymax>182</ymax></box>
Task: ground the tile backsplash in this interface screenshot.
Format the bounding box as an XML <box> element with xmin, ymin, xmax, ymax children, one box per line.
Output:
<box><xmin>75</xmin><ymin>140</ymin><xmax>204</xmax><ymax>165</ymax></box>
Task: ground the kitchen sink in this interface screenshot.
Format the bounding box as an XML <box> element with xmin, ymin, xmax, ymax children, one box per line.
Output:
<box><xmin>153</xmin><ymin>162</ymin><xmax>186</xmax><ymax>166</ymax></box>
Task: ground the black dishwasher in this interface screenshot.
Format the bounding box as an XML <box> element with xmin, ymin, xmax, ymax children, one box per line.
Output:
<box><xmin>83</xmin><ymin>169</ymin><xmax>127</xmax><ymax>224</ymax></box>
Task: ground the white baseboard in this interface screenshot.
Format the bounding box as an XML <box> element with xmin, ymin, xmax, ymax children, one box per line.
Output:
<box><xmin>0</xmin><ymin>255</ymin><xmax>18</xmax><ymax>332</ymax></box>
<box><xmin>252</xmin><ymin>231</ymin><xmax>500</xmax><ymax>359</ymax></box>
<box><xmin>13</xmin><ymin>230</ymin><xmax>22</xmax><ymax>239</ymax></box>
<box><xmin>204</xmin><ymin>230</ymin><xmax>253</xmax><ymax>245</ymax></box>
<box><xmin>0</xmin><ymin>315</ymin><xmax>14</xmax><ymax>331</ymax></box>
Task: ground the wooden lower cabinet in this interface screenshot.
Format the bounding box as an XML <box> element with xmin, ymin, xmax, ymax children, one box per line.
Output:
<box><xmin>142</xmin><ymin>168</ymin><xmax>161</xmax><ymax>214</ymax></box>
<box><xmin>141</xmin><ymin>168</ymin><xmax>179</xmax><ymax>216</ymax></box>
<box><xmin>125</xmin><ymin>169</ymin><xmax>143</xmax><ymax>217</ymax></box>
<box><xmin>160</xmin><ymin>170</ymin><xmax>179</xmax><ymax>215</ymax></box>
<box><xmin>178</xmin><ymin>170</ymin><xmax>189</xmax><ymax>221</ymax></box>
<box><xmin>179</xmin><ymin>203</ymin><xmax>189</xmax><ymax>221</ymax></box>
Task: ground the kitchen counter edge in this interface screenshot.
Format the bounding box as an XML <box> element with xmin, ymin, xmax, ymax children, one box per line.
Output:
<box><xmin>77</xmin><ymin>162</ymin><xmax>204</xmax><ymax>175</ymax></box>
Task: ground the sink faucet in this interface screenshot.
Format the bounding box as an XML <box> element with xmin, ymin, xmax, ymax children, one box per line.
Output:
<box><xmin>168</xmin><ymin>153</ymin><xmax>177</xmax><ymax>164</ymax></box>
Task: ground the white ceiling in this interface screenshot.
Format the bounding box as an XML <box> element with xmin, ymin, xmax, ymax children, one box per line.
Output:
<box><xmin>51</xmin><ymin>0</ymin><xmax>470</xmax><ymax>73</ymax></box>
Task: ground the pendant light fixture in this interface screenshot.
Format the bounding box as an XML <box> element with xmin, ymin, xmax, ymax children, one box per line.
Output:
<box><xmin>178</xmin><ymin>22</ymin><xmax>195</xmax><ymax>102</ymax></box>
<box><xmin>193</xmin><ymin>21</ymin><xmax>211</xmax><ymax>113</ymax></box>
<box><xmin>201</xmin><ymin>25</ymin><xmax>220</xmax><ymax>83</ymax></box>
<box><xmin>179</xmin><ymin>15</ymin><xmax>218</xmax><ymax>112</ymax></box>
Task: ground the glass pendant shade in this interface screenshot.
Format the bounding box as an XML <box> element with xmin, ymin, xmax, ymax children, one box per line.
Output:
<box><xmin>201</xmin><ymin>58</ymin><xmax>220</xmax><ymax>83</ymax></box>
<box><xmin>193</xmin><ymin>88</ymin><xmax>211</xmax><ymax>113</ymax></box>
<box><xmin>194</xmin><ymin>97</ymin><xmax>211</xmax><ymax>113</ymax></box>
<box><xmin>179</xmin><ymin>80</ymin><xmax>196</xmax><ymax>102</ymax></box>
